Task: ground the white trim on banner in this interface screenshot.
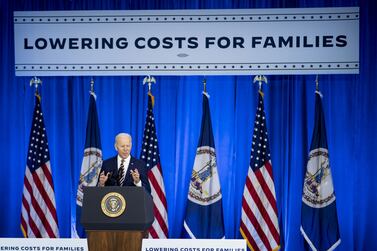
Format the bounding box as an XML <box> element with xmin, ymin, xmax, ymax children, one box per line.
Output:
<box><xmin>14</xmin><ymin>7</ymin><xmax>359</xmax><ymax>76</ymax></box>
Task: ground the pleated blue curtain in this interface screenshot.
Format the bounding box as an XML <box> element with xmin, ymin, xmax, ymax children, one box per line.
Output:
<box><xmin>1</xmin><ymin>0</ymin><xmax>376</xmax><ymax>251</ymax></box>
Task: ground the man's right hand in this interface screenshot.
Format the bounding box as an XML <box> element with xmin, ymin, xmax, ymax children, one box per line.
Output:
<box><xmin>98</xmin><ymin>171</ymin><xmax>110</xmax><ymax>187</ymax></box>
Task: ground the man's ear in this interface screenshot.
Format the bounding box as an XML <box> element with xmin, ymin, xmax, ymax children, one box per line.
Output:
<box><xmin>114</xmin><ymin>143</ymin><xmax>118</xmax><ymax>151</ymax></box>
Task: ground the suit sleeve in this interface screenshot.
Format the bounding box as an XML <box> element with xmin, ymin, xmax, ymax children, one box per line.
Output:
<box><xmin>99</xmin><ymin>158</ymin><xmax>118</xmax><ymax>186</ymax></box>
<box><xmin>138</xmin><ymin>160</ymin><xmax>151</xmax><ymax>194</ymax></box>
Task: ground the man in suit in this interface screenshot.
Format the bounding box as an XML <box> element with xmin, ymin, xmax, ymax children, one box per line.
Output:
<box><xmin>98</xmin><ymin>133</ymin><xmax>151</xmax><ymax>194</ymax></box>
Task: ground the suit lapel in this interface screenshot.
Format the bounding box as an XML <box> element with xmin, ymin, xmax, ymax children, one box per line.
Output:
<box><xmin>129</xmin><ymin>156</ymin><xmax>135</xmax><ymax>171</ymax></box>
<box><xmin>123</xmin><ymin>156</ymin><xmax>135</xmax><ymax>186</ymax></box>
<box><xmin>113</xmin><ymin>156</ymin><xmax>122</xmax><ymax>186</ymax></box>
<box><xmin>112</xmin><ymin>156</ymin><xmax>118</xmax><ymax>174</ymax></box>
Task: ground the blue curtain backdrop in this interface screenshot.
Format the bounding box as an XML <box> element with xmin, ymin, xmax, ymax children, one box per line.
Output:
<box><xmin>1</xmin><ymin>0</ymin><xmax>376</xmax><ymax>250</ymax></box>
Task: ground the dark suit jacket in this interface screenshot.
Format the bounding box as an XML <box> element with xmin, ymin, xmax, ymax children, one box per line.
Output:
<box><xmin>99</xmin><ymin>155</ymin><xmax>151</xmax><ymax>194</ymax></box>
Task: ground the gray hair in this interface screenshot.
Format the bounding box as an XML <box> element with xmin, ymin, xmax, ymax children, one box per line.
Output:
<box><xmin>115</xmin><ymin>133</ymin><xmax>132</xmax><ymax>144</ymax></box>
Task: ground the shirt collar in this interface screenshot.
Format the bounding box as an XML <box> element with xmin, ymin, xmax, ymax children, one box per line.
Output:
<box><xmin>117</xmin><ymin>155</ymin><xmax>131</xmax><ymax>169</ymax></box>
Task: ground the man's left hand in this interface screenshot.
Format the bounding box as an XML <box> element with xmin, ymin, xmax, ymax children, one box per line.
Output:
<box><xmin>130</xmin><ymin>169</ymin><xmax>140</xmax><ymax>183</ymax></box>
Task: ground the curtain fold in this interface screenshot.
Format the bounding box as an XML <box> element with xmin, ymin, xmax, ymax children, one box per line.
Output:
<box><xmin>1</xmin><ymin>0</ymin><xmax>376</xmax><ymax>250</ymax></box>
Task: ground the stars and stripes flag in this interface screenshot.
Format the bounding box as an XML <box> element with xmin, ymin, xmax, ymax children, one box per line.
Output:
<box><xmin>182</xmin><ymin>91</ymin><xmax>225</xmax><ymax>239</ymax></box>
<box><xmin>21</xmin><ymin>94</ymin><xmax>59</xmax><ymax>238</ymax></box>
<box><xmin>300</xmin><ymin>90</ymin><xmax>340</xmax><ymax>251</ymax></box>
<box><xmin>75</xmin><ymin>91</ymin><xmax>102</xmax><ymax>238</ymax></box>
<box><xmin>140</xmin><ymin>92</ymin><xmax>169</xmax><ymax>238</ymax></box>
<box><xmin>240</xmin><ymin>90</ymin><xmax>280</xmax><ymax>251</ymax></box>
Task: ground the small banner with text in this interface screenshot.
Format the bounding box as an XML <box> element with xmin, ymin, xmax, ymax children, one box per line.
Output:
<box><xmin>142</xmin><ymin>239</ymin><xmax>246</xmax><ymax>251</ymax></box>
<box><xmin>0</xmin><ymin>238</ymin><xmax>88</xmax><ymax>251</ymax></box>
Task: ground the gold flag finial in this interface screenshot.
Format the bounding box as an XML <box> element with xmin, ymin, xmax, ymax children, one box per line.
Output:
<box><xmin>143</xmin><ymin>75</ymin><xmax>156</xmax><ymax>94</ymax></box>
<box><xmin>143</xmin><ymin>76</ymin><xmax>156</xmax><ymax>107</ymax></box>
<box><xmin>30</xmin><ymin>77</ymin><xmax>42</xmax><ymax>98</ymax></box>
<box><xmin>253</xmin><ymin>75</ymin><xmax>267</xmax><ymax>96</ymax></box>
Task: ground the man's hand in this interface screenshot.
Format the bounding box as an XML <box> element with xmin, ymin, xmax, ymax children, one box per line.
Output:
<box><xmin>98</xmin><ymin>171</ymin><xmax>110</xmax><ymax>187</ymax></box>
<box><xmin>130</xmin><ymin>169</ymin><xmax>140</xmax><ymax>184</ymax></box>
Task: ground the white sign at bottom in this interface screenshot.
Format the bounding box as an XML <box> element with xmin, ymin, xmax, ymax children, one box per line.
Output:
<box><xmin>0</xmin><ymin>238</ymin><xmax>88</xmax><ymax>251</ymax></box>
<box><xmin>142</xmin><ymin>239</ymin><xmax>246</xmax><ymax>251</ymax></box>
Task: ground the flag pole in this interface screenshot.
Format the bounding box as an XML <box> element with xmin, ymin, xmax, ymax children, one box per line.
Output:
<box><xmin>90</xmin><ymin>77</ymin><xmax>94</xmax><ymax>93</ymax></box>
<box><xmin>140</xmin><ymin>75</ymin><xmax>169</xmax><ymax>238</ymax></box>
<box><xmin>240</xmin><ymin>75</ymin><xmax>280</xmax><ymax>251</ymax></box>
<box><xmin>301</xmin><ymin>74</ymin><xmax>340</xmax><ymax>251</ymax></box>
<box><xmin>202</xmin><ymin>77</ymin><xmax>207</xmax><ymax>93</ymax></box>
<box><xmin>22</xmin><ymin>76</ymin><xmax>60</xmax><ymax>238</ymax></box>
<box><xmin>143</xmin><ymin>75</ymin><xmax>156</xmax><ymax>94</ymax></box>
<box><xmin>315</xmin><ymin>75</ymin><xmax>323</xmax><ymax>97</ymax></box>
<box><xmin>89</xmin><ymin>77</ymin><xmax>98</xmax><ymax>100</ymax></box>
<box><xmin>315</xmin><ymin>74</ymin><xmax>319</xmax><ymax>91</ymax></box>
<box><xmin>143</xmin><ymin>75</ymin><xmax>156</xmax><ymax>107</ymax></box>
<box><xmin>30</xmin><ymin>76</ymin><xmax>42</xmax><ymax>96</ymax></box>
<box><xmin>253</xmin><ymin>75</ymin><xmax>267</xmax><ymax>95</ymax></box>
<box><xmin>75</xmin><ymin>76</ymin><xmax>102</xmax><ymax>238</ymax></box>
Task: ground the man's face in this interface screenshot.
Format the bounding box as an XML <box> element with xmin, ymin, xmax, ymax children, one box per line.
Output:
<box><xmin>115</xmin><ymin>135</ymin><xmax>132</xmax><ymax>159</ymax></box>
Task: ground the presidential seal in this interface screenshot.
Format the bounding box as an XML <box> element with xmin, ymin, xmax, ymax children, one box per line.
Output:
<box><xmin>101</xmin><ymin>192</ymin><xmax>126</xmax><ymax>217</ymax></box>
<box><xmin>302</xmin><ymin>148</ymin><xmax>335</xmax><ymax>208</ymax></box>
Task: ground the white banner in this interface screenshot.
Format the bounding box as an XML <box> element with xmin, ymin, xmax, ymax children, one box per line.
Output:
<box><xmin>142</xmin><ymin>239</ymin><xmax>246</xmax><ymax>251</ymax></box>
<box><xmin>14</xmin><ymin>7</ymin><xmax>359</xmax><ymax>76</ymax></box>
<box><xmin>0</xmin><ymin>238</ymin><xmax>88</xmax><ymax>251</ymax></box>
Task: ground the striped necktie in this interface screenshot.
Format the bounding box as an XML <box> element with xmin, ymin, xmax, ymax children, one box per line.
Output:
<box><xmin>118</xmin><ymin>159</ymin><xmax>125</xmax><ymax>186</ymax></box>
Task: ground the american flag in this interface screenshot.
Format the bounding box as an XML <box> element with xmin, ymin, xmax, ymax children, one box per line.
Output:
<box><xmin>21</xmin><ymin>94</ymin><xmax>59</xmax><ymax>238</ymax></box>
<box><xmin>240</xmin><ymin>91</ymin><xmax>280</xmax><ymax>251</ymax></box>
<box><xmin>140</xmin><ymin>92</ymin><xmax>169</xmax><ymax>238</ymax></box>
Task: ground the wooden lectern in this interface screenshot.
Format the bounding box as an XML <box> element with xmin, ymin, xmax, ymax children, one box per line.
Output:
<box><xmin>81</xmin><ymin>186</ymin><xmax>154</xmax><ymax>251</ymax></box>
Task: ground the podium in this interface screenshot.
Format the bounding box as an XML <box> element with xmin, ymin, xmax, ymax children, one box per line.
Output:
<box><xmin>81</xmin><ymin>186</ymin><xmax>154</xmax><ymax>251</ymax></box>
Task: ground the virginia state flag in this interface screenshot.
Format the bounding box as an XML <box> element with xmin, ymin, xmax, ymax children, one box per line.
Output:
<box><xmin>301</xmin><ymin>90</ymin><xmax>341</xmax><ymax>251</ymax></box>
<box><xmin>75</xmin><ymin>91</ymin><xmax>102</xmax><ymax>237</ymax></box>
<box><xmin>182</xmin><ymin>91</ymin><xmax>225</xmax><ymax>239</ymax></box>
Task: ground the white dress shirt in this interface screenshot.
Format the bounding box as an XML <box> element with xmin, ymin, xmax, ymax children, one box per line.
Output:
<box><xmin>117</xmin><ymin>155</ymin><xmax>141</xmax><ymax>187</ymax></box>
